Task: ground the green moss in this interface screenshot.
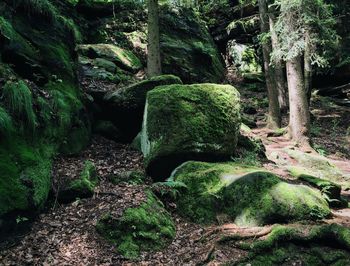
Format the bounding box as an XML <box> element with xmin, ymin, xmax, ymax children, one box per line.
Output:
<box><xmin>0</xmin><ymin>106</ymin><xmax>14</xmax><ymax>136</ymax></box>
<box><xmin>96</xmin><ymin>191</ymin><xmax>175</xmax><ymax>259</ymax></box>
<box><xmin>141</xmin><ymin>84</ymin><xmax>241</xmax><ymax>180</ymax></box>
<box><xmin>236</xmin><ymin>224</ymin><xmax>350</xmax><ymax>265</ymax></box>
<box><xmin>289</xmin><ymin>167</ymin><xmax>342</xmax><ymax>204</ymax></box>
<box><xmin>105</xmin><ymin>74</ymin><xmax>183</xmax><ymax>110</ymax></box>
<box><xmin>2</xmin><ymin>80</ymin><xmax>36</xmax><ymax>131</ymax></box>
<box><xmin>160</xmin><ymin>7</ymin><xmax>225</xmax><ymax>83</ymax></box>
<box><xmin>286</xmin><ymin>149</ymin><xmax>347</xmax><ymax>187</ymax></box>
<box><xmin>0</xmin><ymin>138</ymin><xmax>55</xmax><ymax>216</ymax></box>
<box><xmin>171</xmin><ymin>161</ymin><xmax>330</xmax><ymax>226</ymax></box>
<box><xmin>69</xmin><ymin>160</ymin><xmax>98</xmax><ymax>196</ymax></box>
<box><xmin>77</xmin><ymin>44</ymin><xmax>142</xmax><ymax>73</ymax></box>
<box><xmin>0</xmin><ymin>16</ymin><xmax>38</xmax><ymax>60</ymax></box>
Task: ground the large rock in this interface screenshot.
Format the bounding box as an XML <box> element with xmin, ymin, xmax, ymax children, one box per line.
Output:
<box><xmin>77</xmin><ymin>44</ymin><xmax>142</xmax><ymax>73</ymax></box>
<box><xmin>141</xmin><ymin>83</ymin><xmax>241</xmax><ymax>180</ymax></box>
<box><xmin>160</xmin><ymin>8</ymin><xmax>225</xmax><ymax>83</ymax></box>
<box><xmin>171</xmin><ymin>161</ymin><xmax>331</xmax><ymax>226</ymax></box>
<box><xmin>103</xmin><ymin>75</ymin><xmax>182</xmax><ymax>139</ymax></box>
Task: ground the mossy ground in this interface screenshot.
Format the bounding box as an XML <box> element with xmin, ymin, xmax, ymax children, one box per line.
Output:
<box><xmin>171</xmin><ymin>161</ymin><xmax>330</xmax><ymax>226</ymax></box>
<box><xmin>96</xmin><ymin>191</ymin><xmax>175</xmax><ymax>259</ymax></box>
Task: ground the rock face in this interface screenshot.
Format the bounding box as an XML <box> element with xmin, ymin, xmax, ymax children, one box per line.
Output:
<box><xmin>96</xmin><ymin>191</ymin><xmax>175</xmax><ymax>259</ymax></box>
<box><xmin>171</xmin><ymin>161</ymin><xmax>330</xmax><ymax>226</ymax></box>
<box><xmin>141</xmin><ymin>84</ymin><xmax>241</xmax><ymax>180</ymax></box>
<box><xmin>0</xmin><ymin>1</ymin><xmax>89</xmax><ymax>224</ymax></box>
<box><xmin>160</xmin><ymin>8</ymin><xmax>225</xmax><ymax>83</ymax></box>
<box><xmin>104</xmin><ymin>75</ymin><xmax>182</xmax><ymax>140</ymax></box>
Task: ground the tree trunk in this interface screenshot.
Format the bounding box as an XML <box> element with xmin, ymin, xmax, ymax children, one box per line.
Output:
<box><xmin>304</xmin><ymin>31</ymin><xmax>312</xmax><ymax>105</ymax></box>
<box><xmin>286</xmin><ymin>56</ymin><xmax>311</xmax><ymax>145</ymax></box>
<box><xmin>258</xmin><ymin>0</ymin><xmax>281</xmax><ymax>129</ymax></box>
<box><xmin>147</xmin><ymin>0</ymin><xmax>161</xmax><ymax>77</ymax></box>
<box><xmin>269</xmin><ymin>11</ymin><xmax>288</xmax><ymax>112</ymax></box>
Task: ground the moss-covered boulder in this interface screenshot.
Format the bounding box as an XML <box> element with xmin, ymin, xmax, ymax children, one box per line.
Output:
<box><xmin>103</xmin><ymin>75</ymin><xmax>182</xmax><ymax>139</ymax></box>
<box><xmin>77</xmin><ymin>44</ymin><xmax>142</xmax><ymax>73</ymax></box>
<box><xmin>141</xmin><ymin>83</ymin><xmax>241</xmax><ymax>180</ymax></box>
<box><xmin>160</xmin><ymin>8</ymin><xmax>225</xmax><ymax>83</ymax></box>
<box><xmin>96</xmin><ymin>191</ymin><xmax>175</xmax><ymax>259</ymax></box>
<box><xmin>171</xmin><ymin>161</ymin><xmax>330</xmax><ymax>226</ymax></box>
<box><xmin>56</xmin><ymin>161</ymin><xmax>98</xmax><ymax>203</ymax></box>
<box><xmin>289</xmin><ymin>167</ymin><xmax>343</xmax><ymax>207</ymax></box>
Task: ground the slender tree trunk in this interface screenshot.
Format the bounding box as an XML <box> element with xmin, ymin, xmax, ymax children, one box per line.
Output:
<box><xmin>258</xmin><ymin>0</ymin><xmax>281</xmax><ymax>129</ymax></box>
<box><xmin>286</xmin><ymin>56</ymin><xmax>311</xmax><ymax>145</ymax></box>
<box><xmin>147</xmin><ymin>0</ymin><xmax>161</xmax><ymax>77</ymax></box>
<box><xmin>269</xmin><ymin>11</ymin><xmax>288</xmax><ymax>112</ymax></box>
<box><xmin>304</xmin><ymin>31</ymin><xmax>312</xmax><ymax>105</ymax></box>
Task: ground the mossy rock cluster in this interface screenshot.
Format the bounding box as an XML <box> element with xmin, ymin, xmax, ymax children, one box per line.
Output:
<box><xmin>0</xmin><ymin>0</ymin><xmax>90</xmax><ymax>224</ymax></box>
<box><xmin>56</xmin><ymin>160</ymin><xmax>99</xmax><ymax>203</ymax></box>
<box><xmin>141</xmin><ymin>83</ymin><xmax>241</xmax><ymax>180</ymax></box>
<box><xmin>96</xmin><ymin>191</ymin><xmax>175</xmax><ymax>259</ymax></box>
<box><xmin>236</xmin><ymin>223</ymin><xmax>350</xmax><ymax>265</ymax></box>
<box><xmin>171</xmin><ymin>161</ymin><xmax>330</xmax><ymax>226</ymax></box>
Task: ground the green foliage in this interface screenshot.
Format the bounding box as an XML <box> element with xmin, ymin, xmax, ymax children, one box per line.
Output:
<box><xmin>96</xmin><ymin>191</ymin><xmax>175</xmax><ymax>259</ymax></box>
<box><xmin>1</xmin><ymin>80</ymin><xmax>36</xmax><ymax>131</ymax></box>
<box><xmin>272</xmin><ymin>0</ymin><xmax>338</xmax><ymax>68</ymax></box>
<box><xmin>0</xmin><ymin>106</ymin><xmax>14</xmax><ymax>136</ymax></box>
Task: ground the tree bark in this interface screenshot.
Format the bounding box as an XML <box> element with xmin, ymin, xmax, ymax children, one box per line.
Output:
<box><xmin>258</xmin><ymin>0</ymin><xmax>281</xmax><ymax>129</ymax></box>
<box><xmin>304</xmin><ymin>31</ymin><xmax>312</xmax><ymax>105</ymax></box>
<box><xmin>286</xmin><ymin>56</ymin><xmax>311</xmax><ymax>145</ymax></box>
<box><xmin>269</xmin><ymin>11</ymin><xmax>288</xmax><ymax>112</ymax></box>
<box><xmin>147</xmin><ymin>0</ymin><xmax>161</xmax><ymax>77</ymax></box>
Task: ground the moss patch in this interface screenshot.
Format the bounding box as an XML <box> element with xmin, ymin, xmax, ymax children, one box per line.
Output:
<box><xmin>171</xmin><ymin>161</ymin><xmax>330</xmax><ymax>226</ymax></box>
<box><xmin>236</xmin><ymin>224</ymin><xmax>350</xmax><ymax>265</ymax></box>
<box><xmin>96</xmin><ymin>191</ymin><xmax>175</xmax><ymax>259</ymax></box>
<box><xmin>286</xmin><ymin>149</ymin><xmax>348</xmax><ymax>188</ymax></box>
<box><xmin>141</xmin><ymin>83</ymin><xmax>241</xmax><ymax>180</ymax></box>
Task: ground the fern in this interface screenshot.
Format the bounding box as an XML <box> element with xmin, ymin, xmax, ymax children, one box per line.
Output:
<box><xmin>0</xmin><ymin>106</ymin><xmax>14</xmax><ymax>136</ymax></box>
<box><xmin>1</xmin><ymin>80</ymin><xmax>36</xmax><ymax>131</ymax></box>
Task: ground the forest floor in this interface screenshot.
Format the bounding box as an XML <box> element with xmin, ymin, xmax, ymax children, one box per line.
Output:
<box><xmin>0</xmin><ymin>87</ymin><xmax>350</xmax><ymax>265</ymax></box>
